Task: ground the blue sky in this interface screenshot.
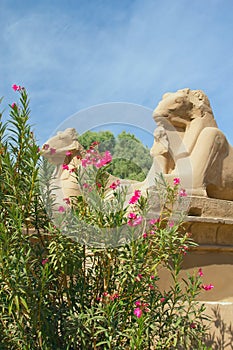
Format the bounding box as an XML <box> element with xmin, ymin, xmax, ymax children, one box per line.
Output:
<box><xmin>1</xmin><ymin>0</ymin><xmax>233</xmax><ymax>146</ymax></box>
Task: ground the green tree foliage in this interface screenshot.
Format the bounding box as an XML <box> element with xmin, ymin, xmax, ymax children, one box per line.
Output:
<box><xmin>78</xmin><ymin>130</ymin><xmax>152</xmax><ymax>181</ymax></box>
<box><xmin>111</xmin><ymin>131</ymin><xmax>152</xmax><ymax>181</ymax></box>
<box><xmin>78</xmin><ymin>130</ymin><xmax>116</xmax><ymax>154</ymax></box>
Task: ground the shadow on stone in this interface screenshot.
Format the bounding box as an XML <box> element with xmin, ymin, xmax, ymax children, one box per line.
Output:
<box><xmin>205</xmin><ymin>305</ymin><xmax>233</xmax><ymax>350</ymax></box>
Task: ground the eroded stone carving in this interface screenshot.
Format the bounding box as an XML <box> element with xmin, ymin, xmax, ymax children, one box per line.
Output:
<box><xmin>42</xmin><ymin>128</ymin><xmax>85</xmax><ymax>206</ymax></box>
<box><xmin>149</xmin><ymin>126</ymin><xmax>174</xmax><ymax>174</ymax></box>
<box><xmin>149</xmin><ymin>88</ymin><xmax>233</xmax><ymax>200</ymax></box>
<box><xmin>42</xmin><ymin>128</ymin><xmax>126</xmax><ymax>207</ymax></box>
<box><xmin>42</xmin><ymin>89</ymin><xmax>233</xmax><ymax>203</ymax></box>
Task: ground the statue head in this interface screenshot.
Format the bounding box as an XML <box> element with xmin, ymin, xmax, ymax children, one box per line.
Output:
<box><xmin>42</xmin><ymin>128</ymin><xmax>85</xmax><ymax>165</ymax></box>
<box><xmin>153</xmin><ymin>88</ymin><xmax>216</xmax><ymax>129</ymax></box>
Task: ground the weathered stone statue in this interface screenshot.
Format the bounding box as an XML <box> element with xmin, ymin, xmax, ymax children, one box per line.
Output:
<box><xmin>149</xmin><ymin>88</ymin><xmax>233</xmax><ymax>200</ymax></box>
<box><xmin>42</xmin><ymin>128</ymin><xmax>85</xmax><ymax>206</ymax></box>
<box><xmin>43</xmin><ymin>88</ymin><xmax>233</xmax><ymax>202</ymax></box>
<box><xmin>149</xmin><ymin>126</ymin><xmax>174</xmax><ymax>174</ymax></box>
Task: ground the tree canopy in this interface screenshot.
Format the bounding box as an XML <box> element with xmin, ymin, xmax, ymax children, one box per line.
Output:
<box><xmin>78</xmin><ymin>130</ymin><xmax>152</xmax><ymax>181</ymax></box>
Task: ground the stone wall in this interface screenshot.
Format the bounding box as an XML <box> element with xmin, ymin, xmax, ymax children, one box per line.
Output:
<box><xmin>158</xmin><ymin>195</ymin><xmax>233</xmax><ymax>349</ymax></box>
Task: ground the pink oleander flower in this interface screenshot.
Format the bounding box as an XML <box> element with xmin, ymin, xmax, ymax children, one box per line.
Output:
<box><xmin>43</xmin><ymin>144</ymin><xmax>49</xmax><ymax>150</ymax></box>
<box><xmin>129</xmin><ymin>190</ymin><xmax>141</xmax><ymax>204</ymax></box>
<box><xmin>95</xmin><ymin>151</ymin><xmax>112</xmax><ymax>168</ymax></box>
<box><xmin>83</xmin><ymin>183</ymin><xmax>90</xmax><ymax>189</ymax></box>
<box><xmin>96</xmin><ymin>182</ymin><xmax>102</xmax><ymax>188</ymax></box>
<box><xmin>69</xmin><ymin>167</ymin><xmax>76</xmax><ymax>173</ymax></box>
<box><xmin>201</xmin><ymin>284</ymin><xmax>214</xmax><ymax>291</ymax></box>
<box><xmin>149</xmin><ymin>284</ymin><xmax>154</xmax><ymax>290</ymax></box>
<box><xmin>58</xmin><ymin>206</ymin><xmax>65</xmax><ymax>213</ymax></box>
<box><xmin>149</xmin><ymin>218</ymin><xmax>160</xmax><ymax>225</ymax></box>
<box><xmin>102</xmin><ymin>150</ymin><xmax>112</xmax><ymax>164</ymax></box>
<box><xmin>142</xmin><ymin>302</ymin><xmax>149</xmax><ymax>308</ymax></box>
<box><xmin>179</xmin><ymin>245</ymin><xmax>188</xmax><ymax>255</ymax></box>
<box><xmin>66</xmin><ymin>151</ymin><xmax>72</xmax><ymax>156</ymax></box>
<box><xmin>95</xmin><ymin>159</ymin><xmax>105</xmax><ymax>168</ymax></box>
<box><xmin>142</xmin><ymin>232</ymin><xmax>147</xmax><ymax>239</ymax></box>
<box><xmin>135</xmin><ymin>274</ymin><xmax>142</xmax><ymax>282</ymax></box>
<box><xmin>141</xmin><ymin>302</ymin><xmax>149</xmax><ymax>311</ymax></box>
<box><xmin>87</xmin><ymin>148</ymin><xmax>95</xmax><ymax>154</ymax></box>
<box><xmin>101</xmin><ymin>291</ymin><xmax>120</xmax><ymax>301</ymax></box>
<box><xmin>127</xmin><ymin>213</ymin><xmax>142</xmax><ymax>227</ymax></box>
<box><xmin>109</xmin><ymin>179</ymin><xmax>120</xmax><ymax>189</ymax></box>
<box><xmin>132</xmin><ymin>216</ymin><xmax>143</xmax><ymax>226</ymax></box>
<box><xmin>134</xmin><ymin>301</ymin><xmax>150</xmax><ymax>317</ymax></box>
<box><xmin>12</xmin><ymin>84</ymin><xmax>21</xmax><ymax>91</ymax></box>
<box><xmin>173</xmin><ymin>177</ymin><xmax>180</xmax><ymax>185</ymax></box>
<box><xmin>11</xmin><ymin>102</ymin><xmax>16</xmax><ymax>108</ymax></box>
<box><xmin>81</xmin><ymin>149</ymin><xmax>112</xmax><ymax>168</ymax></box>
<box><xmin>169</xmin><ymin>220</ymin><xmax>174</xmax><ymax>227</ymax></box>
<box><xmin>134</xmin><ymin>307</ymin><xmax>142</xmax><ymax>318</ymax></box>
<box><xmin>160</xmin><ymin>297</ymin><xmax>166</xmax><ymax>303</ymax></box>
<box><xmin>50</xmin><ymin>147</ymin><xmax>56</xmax><ymax>155</ymax></box>
<box><xmin>198</xmin><ymin>268</ymin><xmax>204</xmax><ymax>277</ymax></box>
<box><xmin>109</xmin><ymin>293</ymin><xmax>119</xmax><ymax>301</ymax></box>
<box><xmin>62</xmin><ymin>164</ymin><xmax>69</xmax><ymax>170</ymax></box>
<box><xmin>42</xmin><ymin>258</ymin><xmax>49</xmax><ymax>265</ymax></box>
<box><xmin>150</xmin><ymin>275</ymin><xmax>155</xmax><ymax>280</ymax></box>
<box><xmin>128</xmin><ymin>212</ymin><xmax>136</xmax><ymax>219</ymax></box>
<box><xmin>190</xmin><ymin>322</ymin><xmax>196</xmax><ymax>329</ymax></box>
<box><xmin>81</xmin><ymin>158</ymin><xmax>88</xmax><ymax>167</ymax></box>
<box><xmin>179</xmin><ymin>189</ymin><xmax>187</xmax><ymax>197</ymax></box>
<box><xmin>63</xmin><ymin>197</ymin><xmax>71</xmax><ymax>205</ymax></box>
<box><xmin>83</xmin><ymin>183</ymin><xmax>92</xmax><ymax>192</ymax></box>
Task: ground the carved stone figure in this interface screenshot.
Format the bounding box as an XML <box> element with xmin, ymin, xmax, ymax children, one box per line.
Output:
<box><xmin>42</xmin><ymin>128</ymin><xmax>134</xmax><ymax>208</ymax></box>
<box><xmin>42</xmin><ymin>89</ymin><xmax>233</xmax><ymax>202</ymax></box>
<box><xmin>150</xmin><ymin>88</ymin><xmax>233</xmax><ymax>200</ymax></box>
<box><xmin>42</xmin><ymin>128</ymin><xmax>86</xmax><ymax>207</ymax></box>
<box><xmin>149</xmin><ymin>126</ymin><xmax>174</xmax><ymax>174</ymax></box>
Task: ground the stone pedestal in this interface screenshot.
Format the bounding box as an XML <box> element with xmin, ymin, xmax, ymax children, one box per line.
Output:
<box><xmin>184</xmin><ymin>196</ymin><xmax>233</xmax><ymax>348</ymax></box>
<box><xmin>184</xmin><ymin>196</ymin><xmax>233</xmax><ymax>301</ymax></box>
<box><xmin>156</xmin><ymin>196</ymin><xmax>233</xmax><ymax>348</ymax></box>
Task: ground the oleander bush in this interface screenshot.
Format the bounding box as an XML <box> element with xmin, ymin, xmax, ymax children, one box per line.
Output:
<box><xmin>0</xmin><ymin>86</ymin><xmax>212</xmax><ymax>349</ymax></box>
